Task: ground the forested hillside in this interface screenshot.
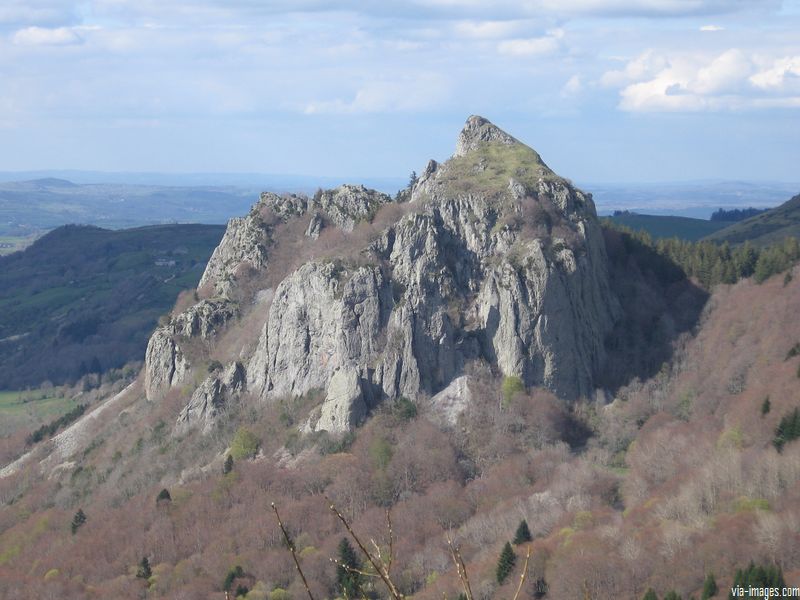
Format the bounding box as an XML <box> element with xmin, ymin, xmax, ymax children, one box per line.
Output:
<box><xmin>0</xmin><ymin>224</ymin><xmax>224</xmax><ymax>389</ymax></box>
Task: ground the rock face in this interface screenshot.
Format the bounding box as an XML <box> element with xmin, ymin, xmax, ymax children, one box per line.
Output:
<box><xmin>144</xmin><ymin>300</ymin><xmax>238</xmax><ymax>401</ymax></box>
<box><xmin>199</xmin><ymin>210</ymin><xmax>271</xmax><ymax>297</ymax></box>
<box><xmin>146</xmin><ymin>115</ymin><xmax>620</xmax><ymax>432</ymax></box>
<box><xmin>314</xmin><ymin>368</ymin><xmax>367</xmax><ymax>433</ymax></box>
<box><xmin>176</xmin><ymin>362</ymin><xmax>245</xmax><ymax>432</ymax></box>
<box><xmin>144</xmin><ymin>328</ymin><xmax>190</xmax><ymax>401</ymax></box>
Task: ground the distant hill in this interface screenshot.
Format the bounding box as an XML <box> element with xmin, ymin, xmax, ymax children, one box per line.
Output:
<box><xmin>705</xmin><ymin>193</ymin><xmax>800</xmax><ymax>245</ymax></box>
<box><xmin>0</xmin><ymin>223</ymin><xmax>224</xmax><ymax>389</ymax></box>
<box><xmin>603</xmin><ymin>211</ymin><xmax>732</xmax><ymax>241</ymax></box>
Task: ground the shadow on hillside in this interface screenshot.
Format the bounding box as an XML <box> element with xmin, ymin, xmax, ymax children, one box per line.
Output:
<box><xmin>598</xmin><ymin>226</ymin><xmax>709</xmax><ymax>392</ymax></box>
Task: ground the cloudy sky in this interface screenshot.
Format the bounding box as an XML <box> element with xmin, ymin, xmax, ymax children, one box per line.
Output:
<box><xmin>1</xmin><ymin>0</ymin><xmax>799</xmax><ymax>183</ymax></box>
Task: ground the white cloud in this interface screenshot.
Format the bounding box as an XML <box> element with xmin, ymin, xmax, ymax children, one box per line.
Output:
<box><xmin>605</xmin><ymin>49</ymin><xmax>800</xmax><ymax>111</ymax></box>
<box><xmin>452</xmin><ymin>20</ymin><xmax>526</xmax><ymax>39</ymax></box>
<box><xmin>561</xmin><ymin>74</ymin><xmax>583</xmax><ymax>96</ymax></box>
<box><xmin>497</xmin><ymin>29</ymin><xmax>564</xmax><ymax>56</ymax></box>
<box><xmin>700</xmin><ymin>24</ymin><xmax>724</xmax><ymax>31</ymax></box>
<box><xmin>750</xmin><ymin>56</ymin><xmax>800</xmax><ymax>91</ymax></box>
<box><xmin>12</xmin><ymin>26</ymin><xmax>82</xmax><ymax>46</ymax></box>
<box><xmin>600</xmin><ymin>49</ymin><xmax>669</xmax><ymax>87</ymax></box>
<box><xmin>303</xmin><ymin>75</ymin><xmax>449</xmax><ymax>114</ymax></box>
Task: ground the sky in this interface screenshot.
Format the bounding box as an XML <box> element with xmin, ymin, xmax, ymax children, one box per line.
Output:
<box><xmin>1</xmin><ymin>0</ymin><xmax>799</xmax><ymax>183</ymax></box>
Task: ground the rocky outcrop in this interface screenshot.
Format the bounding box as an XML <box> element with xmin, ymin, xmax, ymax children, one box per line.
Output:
<box><xmin>144</xmin><ymin>328</ymin><xmax>190</xmax><ymax>401</ymax></box>
<box><xmin>144</xmin><ymin>299</ymin><xmax>238</xmax><ymax>401</ymax></box>
<box><xmin>199</xmin><ymin>211</ymin><xmax>270</xmax><ymax>297</ymax></box>
<box><xmin>267</xmin><ymin>184</ymin><xmax>392</xmax><ymax>231</ymax></box>
<box><xmin>176</xmin><ymin>362</ymin><xmax>245</xmax><ymax>432</ymax></box>
<box><xmin>314</xmin><ymin>367</ymin><xmax>367</xmax><ymax>433</ymax></box>
<box><xmin>428</xmin><ymin>375</ymin><xmax>472</xmax><ymax>426</ymax></box>
<box><xmin>171</xmin><ymin>299</ymin><xmax>238</xmax><ymax>340</ymax></box>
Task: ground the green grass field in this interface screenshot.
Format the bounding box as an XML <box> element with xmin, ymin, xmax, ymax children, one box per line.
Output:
<box><xmin>0</xmin><ymin>390</ymin><xmax>80</xmax><ymax>436</ymax></box>
<box><xmin>0</xmin><ymin>390</ymin><xmax>77</xmax><ymax>418</ymax></box>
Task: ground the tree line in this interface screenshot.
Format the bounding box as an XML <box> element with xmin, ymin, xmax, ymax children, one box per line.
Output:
<box><xmin>606</xmin><ymin>224</ymin><xmax>800</xmax><ymax>289</ymax></box>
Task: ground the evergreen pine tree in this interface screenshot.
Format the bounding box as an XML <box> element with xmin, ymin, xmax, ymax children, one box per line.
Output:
<box><xmin>643</xmin><ymin>589</ymin><xmax>658</xmax><ymax>600</ymax></box>
<box><xmin>223</xmin><ymin>454</ymin><xmax>234</xmax><ymax>475</ymax></box>
<box><xmin>156</xmin><ymin>488</ymin><xmax>171</xmax><ymax>504</ymax></box>
<box><xmin>701</xmin><ymin>572</ymin><xmax>718</xmax><ymax>599</ymax></box>
<box><xmin>136</xmin><ymin>556</ymin><xmax>152</xmax><ymax>579</ymax></box>
<box><xmin>71</xmin><ymin>508</ymin><xmax>86</xmax><ymax>535</ymax></box>
<box><xmin>496</xmin><ymin>541</ymin><xmax>516</xmax><ymax>584</ymax></box>
<box><xmin>336</xmin><ymin>538</ymin><xmax>362</xmax><ymax>597</ymax></box>
<box><xmin>513</xmin><ymin>519</ymin><xmax>533</xmax><ymax>545</ymax></box>
<box><xmin>663</xmin><ymin>592</ymin><xmax>682</xmax><ymax>600</ymax></box>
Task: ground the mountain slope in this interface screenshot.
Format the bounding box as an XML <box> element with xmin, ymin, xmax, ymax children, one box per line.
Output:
<box><xmin>705</xmin><ymin>192</ymin><xmax>800</xmax><ymax>245</ymax></box>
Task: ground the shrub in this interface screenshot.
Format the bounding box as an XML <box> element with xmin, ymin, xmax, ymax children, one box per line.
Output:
<box><xmin>223</xmin><ymin>566</ymin><xmax>245</xmax><ymax>591</ymax></box>
<box><xmin>502</xmin><ymin>376</ymin><xmax>524</xmax><ymax>406</ymax></box>
<box><xmin>223</xmin><ymin>454</ymin><xmax>234</xmax><ymax>474</ymax></box>
<box><xmin>230</xmin><ymin>427</ymin><xmax>260</xmax><ymax>460</ymax></box>
<box><xmin>643</xmin><ymin>590</ymin><xmax>658</xmax><ymax>600</ymax></box>
<box><xmin>70</xmin><ymin>509</ymin><xmax>86</xmax><ymax>535</ymax></box>
<box><xmin>156</xmin><ymin>488</ymin><xmax>172</xmax><ymax>504</ymax></box>
<box><xmin>773</xmin><ymin>408</ymin><xmax>800</xmax><ymax>451</ymax></box>
<box><xmin>136</xmin><ymin>556</ymin><xmax>152</xmax><ymax>579</ymax></box>
<box><xmin>393</xmin><ymin>396</ymin><xmax>418</xmax><ymax>420</ymax></box>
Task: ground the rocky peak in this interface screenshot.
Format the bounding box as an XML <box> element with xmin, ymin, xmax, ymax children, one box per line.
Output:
<box><xmin>145</xmin><ymin>116</ymin><xmax>621</xmax><ymax>435</ymax></box>
<box><xmin>454</xmin><ymin>115</ymin><xmax>519</xmax><ymax>157</ymax></box>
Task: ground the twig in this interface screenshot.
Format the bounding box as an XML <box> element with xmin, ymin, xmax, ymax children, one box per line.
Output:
<box><xmin>511</xmin><ymin>545</ymin><xmax>532</xmax><ymax>600</ymax></box>
<box><xmin>446</xmin><ymin>533</ymin><xmax>474</xmax><ymax>600</ymax></box>
<box><xmin>330</xmin><ymin>557</ymin><xmax>380</xmax><ymax>579</ymax></box>
<box><xmin>386</xmin><ymin>508</ymin><xmax>394</xmax><ymax>575</ymax></box>
<box><xmin>271</xmin><ymin>502</ymin><xmax>315</xmax><ymax>600</ymax></box>
<box><xmin>326</xmin><ymin>496</ymin><xmax>404</xmax><ymax>600</ymax></box>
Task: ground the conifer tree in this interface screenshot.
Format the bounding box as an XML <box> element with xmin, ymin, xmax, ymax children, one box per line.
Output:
<box><xmin>223</xmin><ymin>454</ymin><xmax>234</xmax><ymax>475</ymax></box>
<box><xmin>156</xmin><ymin>488</ymin><xmax>171</xmax><ymax>504</ymax></box>
<box><xmin>136</xmin><ymin>556</ymin><xmax>152</xmax><ymax>579</ymax></box>
<box><xmin>71</xmin><ymin>508</ymin><xmax>86</xmax><ymax>535</ymax></box>
<box><xmin>664</xmin><ymin>591</ymin><xmax>682</xmax><ymax>600</ymax></box>
<box><xmin>701</xmin><ymin>572</ymin><xmax>718</xmax><ymax>599</ymax></box>
<box><xmin>513</xmin><ymin>519</ymin><xmax>532</xmax><ymax>545</ymax></box>
<box><xmin>336</xmin><ymin>538</ymin><xmax>362</xmax><ymax>597</ymax></box>
<box><xmin>496</xmin><ymin>541</ymin><xmax>516</xmax><ymax>584</ymax></box>
<box><xmin>761</xmin><ymin>397</ymin><xmax>771</xmax><ymax>416</ymax></box>
<box><xmin>643</xmin><ymin>589</ymin><xmax>658</xmax><ymax>600</ymax></box>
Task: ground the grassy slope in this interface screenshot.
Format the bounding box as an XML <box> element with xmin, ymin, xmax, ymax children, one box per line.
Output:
<box><xmin>603</xmin><ymin>213</ymin><xmax>732</xmax><ymax>241</ymax></box>
<box><xmin>0</xmin><ymin>223</ymin><xmax>224</xmax><ymax>389</ymax></box>
<box><xmin>705</xmin><ymin>193</ymin><xmax>800</xmax><ymax>245</ymax></box>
